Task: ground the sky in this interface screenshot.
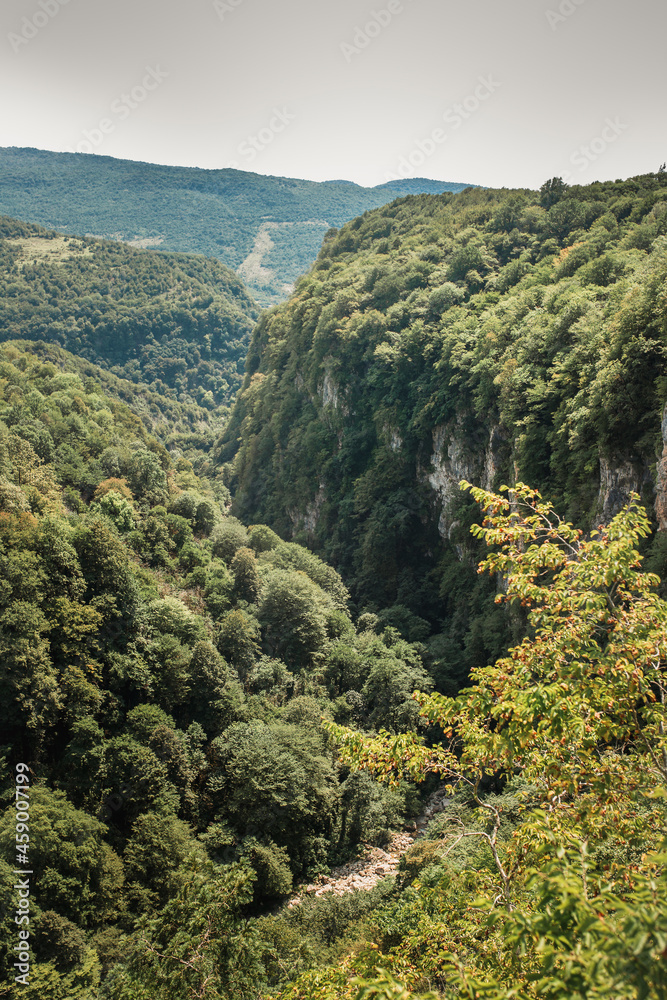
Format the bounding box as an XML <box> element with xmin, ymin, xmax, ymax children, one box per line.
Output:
<box><xmin>1</xmin><ymin>0</ymin><xmax>665</xmax><ymax>190</ymax></box>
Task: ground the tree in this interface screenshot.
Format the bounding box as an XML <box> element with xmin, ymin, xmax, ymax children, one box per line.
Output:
<box><xmin>127</xmin><ymin>449</ymin><xmax>168</xmax><ymax>505</ymax></box>
<box><xmin>0</xmin><ymin>786</ymin><xmax>124</xmax><ymax>929</ymax></box>
<box><xmin>73</xmin><ymin>515</ymin><xmax>138</xmax><ymax>622</ymax></box>
<box><xmin>258</xmin><ymin>569</ymin><xmax>331</xmax><ymax>668</ymax></box>
<box><xmin>123</xmin><ymin>813</ymin><xmax>206</xmax><ymax>914</ymax></box>
<box><xmin>92</xmin><ymin>490</ymin><xmax>136</xmax><ymax>532</ymax></box>
<box><xmin>181</xmin><ymin>640</ymin><xmax>230</xmax><ymax>734</ymax></box>
<box><xmin>205</xmin><ymin>720</ymin><xmax>338</xmax><ymax>881</ymax></box>
<box><xmin>214</xmin><ymin>608</ymin><xmax>260</xmax><ymax>677</ymax></box>
<box><xmin>93</xmin><ymin>478</ymin><xmax>133</xmax><ymax>501</ymax></box>
<box><xmin>325</xmin><ymin>483</ymin><xmax>667</xmax><ymax>999</ymax></box>
<box><xmin>210</xmin><ymin>517</ymin><xmax>249</xmax><ymax>562</ymax></box>
<box><xmin>193</xmin><ymin>498</ymin><xmax>218</xmax><ymax>537</ymax></box>
<box><xmin>361</xmin><ymin>649</ymin><xmax>432</xmax><ymax>732</ymax></box>
<box><xmin>230</xmin><ymin>545</ymin><xmax>261</xmax><ymax>604</ymax></box>
<box><xmin>539</xmin><ymin>176</ymin><xmax>569</xmax><ymax>208</ymax></box>
<box><xmin>103</xmin><ymin>858</ymin><xmax>269</xmax><ymax>1000</ymax></box>
<box><xmin>0</xmin><ymin>599</ymin><xmax>61</xmax><ymax>752</ymax></box>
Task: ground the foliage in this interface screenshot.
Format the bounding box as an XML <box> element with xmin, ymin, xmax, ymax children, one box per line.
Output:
<box><xmin>0</xmin><ymin>340</ymin><xmax>430</xmax><ymax>996</ymax></box>
<box><xmin>204</xmin><ymin>720</ymin><xmax>339</xmax><ymax>878</ymax></box>
<box><xmin>104</xmin><ymin>858</ymin><xmax>269</xmax><ymax>1000</ymax></box>
<box><xmin>222</xmin><ymin>172</ymin><xmax>667</xmax><ymax>687</ymax></box>
<box><xmin>0</xmin><ymin>148</ymin><xmax>469</xmax><ymax>304</ymax></box>
<box><xmin>321</xmin><ymin>483</ymin><xmax>667</xmax><ymax>999</ymax></box>
<box><xmin>5</xmin><ymin>170</ymin><xmax>667</xmax><ymax>998</ymax></box>
<box><xmin>0</xmin><ymin>215</ymin><xmax>258</xmax><ymax>409</ymax></box>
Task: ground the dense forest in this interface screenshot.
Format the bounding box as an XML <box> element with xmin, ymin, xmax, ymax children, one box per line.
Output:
<box><xmin>0</xmin><ymin>148</ymin><xmax>469</xmax><ymax>304</ymax></box>
<box><xmin>0</xmin><ymin>340</ymin><xmax>433</xmax><ymax>998</ymax></box>
<box><xmin>1</xmin><ymin>171</ymin><xmax>667</xmax><ymax>1000</ymax></box>
<box><xmin>222</xmin><ymin>171</ymin><xmax>667</xmax><ymax>689</ymax></box>
<box><xmin>0</xmin><ymin>216</ymin><xmax>258</xmax><ymax>408</ymax></box>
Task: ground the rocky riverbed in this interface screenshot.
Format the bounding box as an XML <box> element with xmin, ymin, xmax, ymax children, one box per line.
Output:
<box><xmin>287</xmin><ymin>785</ymin><xmax>450</xmax><ymax>906</ymax></box>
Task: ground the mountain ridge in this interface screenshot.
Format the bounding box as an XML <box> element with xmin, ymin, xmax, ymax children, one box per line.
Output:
<box><xmin>0</xmin><ymin>214</ymin><xmax>259</xmax><ymax>414</ymax></box>
<box><xmin>0</xmin><ymin>146</ymin><xmax>472</xmax><ymax>305</ymax></box>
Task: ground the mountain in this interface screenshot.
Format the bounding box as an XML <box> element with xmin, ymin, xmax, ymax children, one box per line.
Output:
<box><xmin>0</xmin><ymin>147</ymin><xmax>471</xmax><ymax>305</ymax></box>
<box><xmin>220</xmin><ymin>172</ymin><xmax>667</xmax><ymax>688</ymax></box>
<box><xmin>0</xmin><ymin>215</ymin><xmax>258</xmax><ymax>412</ymax></box>
<box><xmin>0</xmin><ymin>338</ymin><xmax>236</xmax><ymax>479</ymax></box>
<box><xmin>1</xmin><ymin>169</ymin><xmax>667</xmax><ymax>1000</ymax></box>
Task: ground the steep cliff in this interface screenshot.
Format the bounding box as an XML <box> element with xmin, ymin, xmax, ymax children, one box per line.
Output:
<box><xmin>220</xmin><ymin>175</ymin><xmax>667</xmax><ymax>682</ymax></box>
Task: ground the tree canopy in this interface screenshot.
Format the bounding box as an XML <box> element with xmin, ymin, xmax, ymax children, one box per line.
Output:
<box><xmin>321</xmin><ymin>482</ymin><xmax>667</xmax><ymax>999</ymax></box>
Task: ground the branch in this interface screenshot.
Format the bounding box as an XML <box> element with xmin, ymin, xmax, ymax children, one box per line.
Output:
<box><xmin>437</xmin><ymin>783</ymin><xmax>513</xmax><ymax>910</ymax></box>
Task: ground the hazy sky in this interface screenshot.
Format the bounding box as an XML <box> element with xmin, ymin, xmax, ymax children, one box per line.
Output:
<box><xmin>1</xmin><ymin>0</ymin><xmax>665</xmax><ymax>189</ymax></box>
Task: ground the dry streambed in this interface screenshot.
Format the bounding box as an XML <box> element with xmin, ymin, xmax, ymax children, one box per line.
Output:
<box><xmin>287</xmin><ymin>786</ymin><xmax>450</xmax><ymax>906</ymax></box>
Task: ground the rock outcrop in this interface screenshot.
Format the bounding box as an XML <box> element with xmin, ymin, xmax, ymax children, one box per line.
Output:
<box><xmin>597</xmin><ymin>456</ymin><xmax>653</xmax><ymax>525</ymax></box>
<box><xmin>425</xmin><ymin>420</ymin><xmax>509</xmax><ymax>539</ymax></box>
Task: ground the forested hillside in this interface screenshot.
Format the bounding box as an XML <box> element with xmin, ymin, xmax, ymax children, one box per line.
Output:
<box><xmin>0</xmin><ymin>340</ymin><xmax>235</xmax><ymax>479</ymax></box>
<box><xmin>0</xmin><ymin>340</ymin><xmax>435</xmax><ymax>998</ymax></box>
<box><xmin>222</xmin><ymin>171</ymin><xmax>667</xmax><ymax>689</ymax></box>
<box><xmin>0</xmin><ymin>216</ymin><xmax>258</xmax><ymax>408</ymax></box>
<box><xmin>0</xmin><ymin>147</ymin><xmax>470</xmax><ymax>304</ymax></box>
<box><xmin>3</xmin><ymin>170</ymin><xmax>667</xmax><ymax>1000</ymax></box>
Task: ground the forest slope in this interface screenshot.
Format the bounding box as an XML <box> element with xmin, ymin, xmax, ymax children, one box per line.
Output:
<box><xmin>0</xmin><ymin>216</ymin><xmax>258</xmax><ymax>410</ymax></box>
<box><xmin>0</xmin><ymin>339</ymin><xmax>431</xmax><ymax>998</ymax></box>
<box><xmin>221</xmin><ymin>172</ymin><xmax>667</xmax><ymax>689</ymax></box>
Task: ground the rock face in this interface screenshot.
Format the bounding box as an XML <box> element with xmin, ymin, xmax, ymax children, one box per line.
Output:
<box><xmin>286</xmin><ymin>786</ymin><xmax>450</xmax><ymax>907</ymax></box>
<box><xmin>320</xmin><ymin>371</ymin><xmax>340</xmax><ymax>410</ymax></box>
<box><xmin>425</xmin><ymin>421</ymin><xmax>509</xmax><ymax>539</ymax></box>
<box><xmin>597</xmin><ymin>456</ymin><xmax>653</xmax><ymax>525</ymax></box>
<box><xmin>424</xmin><ymin>414</ymin><xmax>665</xmax><ymax>538</ymax></box>
<box><xmin>278</xmin><ymin>373</ymin><xmax>667</xmax><ymax>566</ymax></box>
<box><xmin>289</xmin><ymin>482</ymin><xmax>326</xmax><ymax>536</ymax></box>
<box><xmin>319</xmin><ymin>369</ymin><xmax>349</xmax><ymax>417</ymax></box>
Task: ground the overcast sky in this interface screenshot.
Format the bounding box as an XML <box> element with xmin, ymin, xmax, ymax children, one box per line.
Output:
<box><xmin>1</xmin><ymin>0</ymin><xmax>664</xmax><ymax>189</ymax></box>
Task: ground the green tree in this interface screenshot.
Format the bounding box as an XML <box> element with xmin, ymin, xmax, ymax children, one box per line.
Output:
<box><xmin>0</xmin><ymin>600</ymin><xmax>61</xmax><ymax>752</ymax></box>
<box><xmin>214</xmin><ymin>608</ymin><xmax>260</xmax><ymax>677</ymax></box>
<box><xmin>127</xmin><ymin>450</ymin><xmax>168</xmax><ymax>505</ymax></box>
<box><xmin>258</xmin><ymin>569</ymin><xmax>331</xmax><ymax>668</ymax></box>
<box><xmin>0</xmin><ymin>786</ymin><xmax>124</xmax><ymax>929</ymax></box>
<box><xmin>206</xmin><ymin>720</ymin><xmax>338</xmax><ymax>881</ymax></box>
<box><xmin>230</xmin><ymin>545</ymin><xmax>261</xmax><ymax>603</ymax></box>
<box><xmin>93</xmin><ymin>490</ymin><xmax>136</xmax><ymax>532</ymax></box>
<box><xmin>122</xmin><ymin>813</ymin><xmax>206</xmax><ymax>915</ymax></box>
<box><xmin>210</xmin><ymin>517</ymin><xmax>250</xmax><ymax>562</ymax></box>
<box><xmin>106</xmin><ymin>859</ymin><xmax>268</xmax><ymax>1000</ymax></box>
<box><xmin>539</xmin><ymin>175</ymin><xmax>569</xmax><ymax>208</ymax></box>
<box><xmin>182</xmin><ymin>640</ymin><xmax>230</xmax><ymax>735</ymax></box>
<box><xmin>326</xmin><ymin>483</ymin><xmax>667</xmax><ymax>999</ymax></box>
<box><xmin>73</xmin><ymin>515</ymin><xmax>138</xmax><ymax>623</ymax></box>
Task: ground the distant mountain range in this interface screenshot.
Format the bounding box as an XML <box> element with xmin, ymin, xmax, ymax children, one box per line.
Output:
<box><xmin>0</xmin><ymin>147</ymin><xmax>471</xmax><ymax>304</ymax></box>
<box><xmin>0</xmin><ymin>214</ymin><xmax>258</xmax><ymax>411</ymax></box>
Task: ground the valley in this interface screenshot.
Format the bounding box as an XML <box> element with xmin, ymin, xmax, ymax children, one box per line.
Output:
<box><xmin>0</xmin><ymin>165</ymin><xmax>666</xmax><ymax>1000</ymax></box>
